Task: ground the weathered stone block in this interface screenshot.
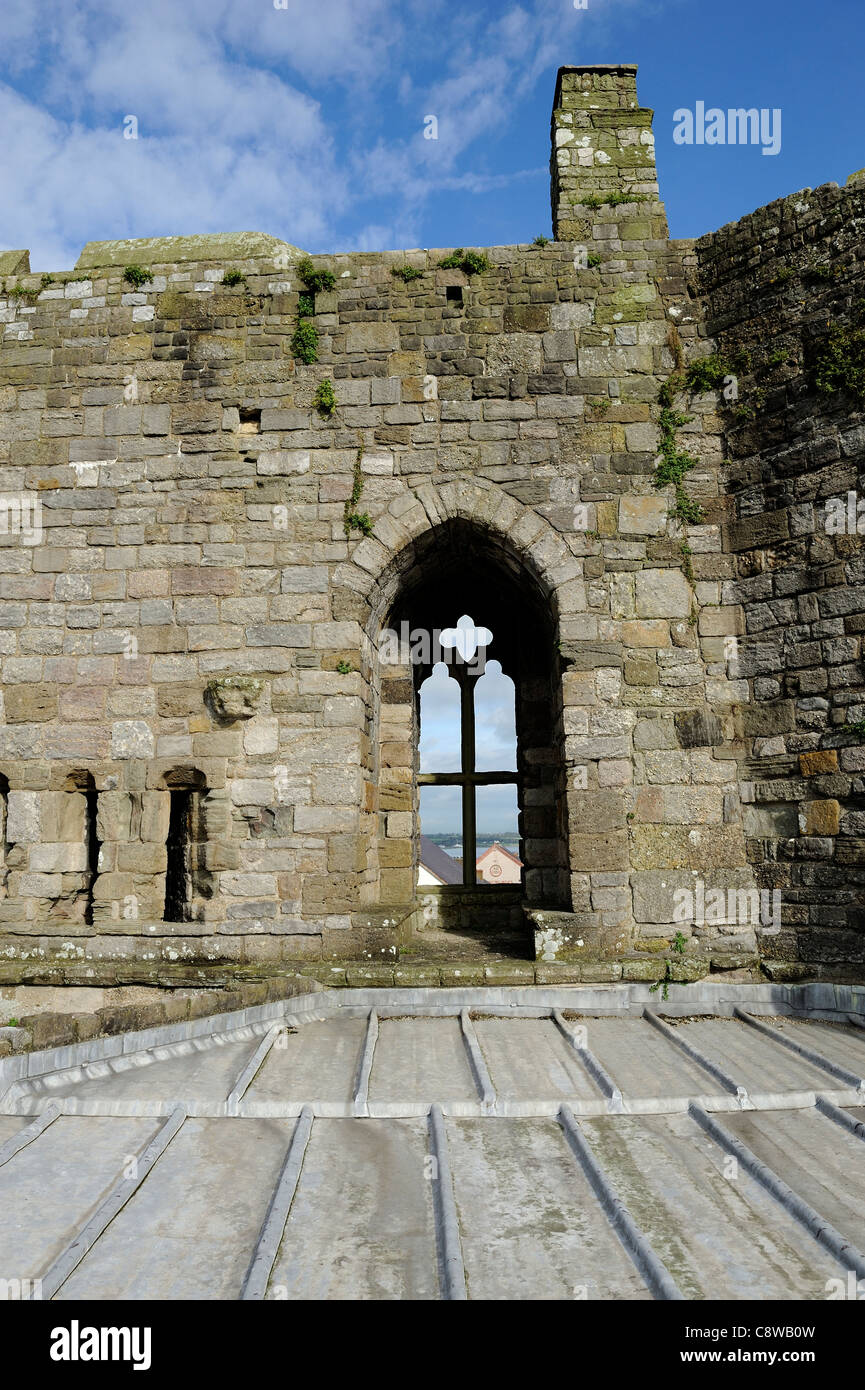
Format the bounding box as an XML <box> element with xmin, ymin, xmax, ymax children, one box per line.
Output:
<box><xmin>799</xmin><ymin>750</ymin><xmax>838</xmax><ymax>776</ymax></box>
<box><xmin>116</xmin><ymin>843</ymin><xmax>167</xmax><ymax>874</ymax></box>
<box><xmin>798</xmin><ymin>799</ymin><xmax>841</xmax><ymax>837</ymax></box>
<box><xmin>741</xmin><ymin>701</ymin><xmax>795</xmax><ymax>737</ymax></box>
<box><xmin>6</xmin><ymin>792</ymin><xmax>41</xmax><ymax>844</ymax></box>
<box><xmin>29</xmin><ymin>843</ymin><xmax>88</xmax><ymax>872</ymax></box>
<box><xmin>111</xmin><ymin>721</ymin><xmax>155</xmax><ymax>759</ymax></box>
<box><xmin>674</xmin><ymin>708</ymin><xmax>723</xmax><ymax>749</ymax></box>
<box><xmin>4</xmin><ymin>686</ymin><xmax>57</xmax><ymax>722</ymax></box>
<box><xmin>221</xmin><ymin>872</ymin><xmax>277</xmax><ymax>897</ymax></box>
<box><xmin>346</xmin><ymin>322</ymin><xmax>399</xmax><ymax>353</ymax></box>
<box><xmin>635</xmin><ymin>569</ymin><xmax>691</xmax><ymax>619</ymax></box>
<box><xmin>618</xmin><ymin>495</ymin><xmax>668</xmax><ymax>534</ymax></box>
<box><xmin>569</xmin><ymin>833</ymin><xmax>629</xmax><ymax>871</ymax></box>
<box><xmin>140</xmin><ymin>792</ymin><xmax>170</xmax><ymax>843</ymax></box>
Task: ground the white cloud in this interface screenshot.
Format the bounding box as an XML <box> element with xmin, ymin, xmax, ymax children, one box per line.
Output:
<box><xmin>0</xmin><ymin>79</ymin><xmax>340</xmax><ymax>268</ymax></box>
<box><xmin>0</xmin><ymin>0</ymin><xmax>648</xmax><ymax>268</ymax></box>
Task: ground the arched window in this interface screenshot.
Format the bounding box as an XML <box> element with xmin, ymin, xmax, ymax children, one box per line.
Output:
<box><xmin>372</xmin><ymin>517</ymin><xmax>570</xmax><ymax>915</ymax></box>
<box><xmin>418</xmin><ymin>622</ymin><xmax>520</xmax><ymax>888</ymax></box>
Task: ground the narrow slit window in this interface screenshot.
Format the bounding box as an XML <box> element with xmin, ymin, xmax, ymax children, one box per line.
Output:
<box><xmin>83</xmin><ymin>779</ymin><xmax>99</xmax><ymax>926</ymax></box>
<box><xmin>164</xmin><ymin>788</ymin><xmax>194</xmax><ymax>923</ymax></box>
<box><xmin>67</xmin><ymin>771</ymin><xmax>100</xmax><ymax>925</ymax></box>
<box><xmin>0</xmin><ymin>774</ymin><xmax>8</xmax><ymax>895</ymax></box>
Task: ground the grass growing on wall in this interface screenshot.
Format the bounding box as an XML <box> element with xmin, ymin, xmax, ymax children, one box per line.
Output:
<box><xmin>654</xmin><ymin>379</ymin><xmax>704</xmax><ymax>528</ymax></box>
<box><xmin>343</xmin><ymin>443</ymin><xmax>373</xmax><ymax>537</ymax></box>
<box><xmin>313</xmin><ymin>379</ymin><xmax>337</xmax><ymax>419</ymax></box>
<box><xmin>290</xmin><ymin>258</ymin><xmax>338</xmax><ymax>364</ymax></box>
<box><xmin>297</xmin><ymin>257</ymin><xmax>335</xmax><ymax>294</ymax></box>
<box><xmin>122</xmin><ymin>265</ymin><xmax>153</xmax><ymax>288</ymax></box>
<box><xmin>437</xmin><ymin>249</ymin><xmax>490</xmax><ymax>275</ymax></box>
<box><xmin>291</xmin><ymin>320</ymin><xmax>319</xmax><ymax>364</ymax></box>
<box><xmin>814</xmin><ymin>312</ymin><xmax>865</xmax><ymax>407</ymax></box>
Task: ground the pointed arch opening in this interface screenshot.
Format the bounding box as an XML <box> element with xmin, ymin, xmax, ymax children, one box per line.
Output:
<box><xmin>367</xmin><ymin>517</ymin><xmax>571</xmax><ymax>926</ymax></box>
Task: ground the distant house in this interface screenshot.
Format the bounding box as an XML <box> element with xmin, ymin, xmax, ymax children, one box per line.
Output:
<box><xmin>476</xmin><ymin>842</ymin><xmax>522</xmax><ymax>884</ymax></box>
<box><xmin>418</xmin><ymin>835</ymin><xmax>463</xmax><ymax>886</ymax></box>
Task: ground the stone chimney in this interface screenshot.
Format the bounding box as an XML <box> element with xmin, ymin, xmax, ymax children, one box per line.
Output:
<box><xmin>551</xmin><ymin>64</ymin><xmax>668</xmax><ymax>242</ymax></box>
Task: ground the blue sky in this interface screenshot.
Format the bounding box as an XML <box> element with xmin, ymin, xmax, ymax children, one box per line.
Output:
<box><xmin>1</xmin><ymin>0</ymin><xmax>862</xmax><ymax>270</ymax></box>
<box><xmin>419</xmin><ymin>661</ymin><xmax>519</xmax><ymax>836</ymax></box>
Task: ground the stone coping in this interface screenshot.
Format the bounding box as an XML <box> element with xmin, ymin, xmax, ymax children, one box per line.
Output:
<box><xmin>0</xmin><ymin>974</ymin><xmax>318</xmax><ymax>1061</ymax></box>
<box><xmin>0</xmin><ymin>952</ymin><xmax>834</xmax><ymax>999</ymax></box>
<box><xmin>74</xmin><ymin>231</ymin><xmax>304</xmax><ymax>270</ymax></box>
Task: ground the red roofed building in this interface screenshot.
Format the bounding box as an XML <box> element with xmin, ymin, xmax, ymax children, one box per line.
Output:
<box><xmin>475</xmin><ymin>842</ymin><xmax>522</xmax><ymax>885</ymax></box>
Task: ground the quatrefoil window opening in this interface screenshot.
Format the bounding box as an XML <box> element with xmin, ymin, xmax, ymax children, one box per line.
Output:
<box><xmin>439</xmin><ymin>614</ymin><xmax>493</xmax><ymax>665</ymax></box>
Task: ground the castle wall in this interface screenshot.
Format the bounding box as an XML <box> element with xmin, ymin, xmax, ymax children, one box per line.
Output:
<box><xmin>1</xmin><ymin>64</ymin><xmax>854</xmax><ymax>979</ymax></box>
<box><xmin>693</xmin><ymin>176</ymin><xmax>865</xmax><ymax>969</ymax></box>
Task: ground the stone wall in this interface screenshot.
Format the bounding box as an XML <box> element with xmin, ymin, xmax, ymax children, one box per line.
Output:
<box><xmin>693</xmin><ymin>174</ymin><xmax>865</xmax><ymax>969</ymax></box>
<box><xmin>0</xmin><ymin>63</ymin><xmax>859</xmax><ymax>979</ymax></box>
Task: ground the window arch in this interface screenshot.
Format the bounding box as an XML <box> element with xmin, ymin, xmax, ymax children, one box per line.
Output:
<box><xmin>371</xmin><ymin>516</ymin><xmax>571</xmax><ymax>913</ymax></box>
<box><xmin>418</xmin><ymin>624</ymin><xmax>520</xmax><ymax>888</ymax></box>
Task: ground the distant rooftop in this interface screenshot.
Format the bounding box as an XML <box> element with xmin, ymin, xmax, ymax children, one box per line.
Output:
<box><xmin>419</xmin><ymin>835</ymin><xmax>462</xmax><ymax>886</ymax></box>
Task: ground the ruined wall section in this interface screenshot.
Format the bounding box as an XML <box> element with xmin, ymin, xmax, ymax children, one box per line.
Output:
<box><xmin>694</xmin><ymin>174</ymin><xmax>865</xmax><ymax>970</ymax></box>
<box><xmin>0</xmin><ymin>66</ymin><xmax>761</xmax><ymax>976</ymax></box>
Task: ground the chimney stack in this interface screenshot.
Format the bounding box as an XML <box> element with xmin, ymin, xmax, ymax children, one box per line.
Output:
<box><xmin>551</xmin><ymin>64</ymin><xmax>668</xmax><ymax>242</ymax></box>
